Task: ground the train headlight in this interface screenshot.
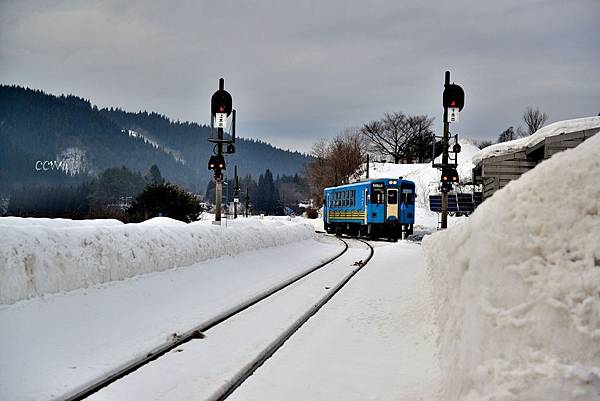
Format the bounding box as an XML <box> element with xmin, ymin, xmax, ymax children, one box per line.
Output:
<box><xmin>389</xmin><ymin>180</ymin><xmax>397</xmax><ymax>184</ymax></box>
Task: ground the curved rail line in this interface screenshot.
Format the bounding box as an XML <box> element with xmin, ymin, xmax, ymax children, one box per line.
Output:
<box><xmin>62</xmin><ymin>236</ymin><xmax>349</xmax><ymax>401</ymax></box>
<box><xmin>213</xmin><ymin>237</ymin><xmax>375</xmax><ymax>401</ymax></box>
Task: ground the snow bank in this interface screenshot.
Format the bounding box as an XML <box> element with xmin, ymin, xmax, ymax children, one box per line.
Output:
<box><xmin>0</xmin><ymin>217</ymin><xmax>316</xmax><ymax>305</ymax></box>
<box><xmin>473</xmin><ymin>116</ymin><xmax>600</xmax><ymax>165</ymax></box>
<box><xmin>422</xmin><ymin>134</ymin><xmax>600</xmax><ymax>400</ymax></box>
<box><xmin>0</xmin><ymin>217</ymin><xmax>123</xmax><ymax>228</ymax></box>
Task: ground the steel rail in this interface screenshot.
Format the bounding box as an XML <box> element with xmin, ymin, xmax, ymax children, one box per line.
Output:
<box><xmin>212</xmin><ymin>238</ymin><xmax>375</xmax><ymax>401</ymax></box>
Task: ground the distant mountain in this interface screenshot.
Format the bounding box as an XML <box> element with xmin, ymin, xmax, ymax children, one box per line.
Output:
<box><xmin>0</xmin><ymin>85</ymin><xmax>312</xmax><ymax>193</ymax></box>
<box><xmin>99</xmin><ymin>107</ymin><xmax>312</xmax><ymax>184</ymax></box>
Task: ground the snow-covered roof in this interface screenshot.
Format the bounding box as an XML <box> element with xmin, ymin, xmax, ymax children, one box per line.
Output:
<box><xmin>472</xmin><ymin>116</ymin><xmax>600</xmax><ymax>165</ymax></box>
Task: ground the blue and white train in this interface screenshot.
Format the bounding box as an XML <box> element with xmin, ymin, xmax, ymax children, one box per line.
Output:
<box><xmin>323</xmin><ymin>178</ymin><xmax>416</xmax><ymax>241</ymax></box>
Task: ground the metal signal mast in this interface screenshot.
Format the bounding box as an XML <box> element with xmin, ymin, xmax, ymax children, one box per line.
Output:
<box><xmin>208</xmin><ymin>78</ymin><xmax>237</xmax><ymax>223</ymax></box>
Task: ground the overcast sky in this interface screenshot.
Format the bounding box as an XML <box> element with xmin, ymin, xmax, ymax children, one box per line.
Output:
<box><xmin>1</xmin><ymin>0</ymin><xmax>599</xmax><ymax>152</ymax></box>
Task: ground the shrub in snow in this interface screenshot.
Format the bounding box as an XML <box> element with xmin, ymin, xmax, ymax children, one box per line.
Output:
<box><xmin>0</xmin><ymin>218</ymin><xmax>316</xmax><ymax>304</ymax></box>
<box><xmin>423</xmin><ymin>134</ymin><xmax>600</xmax><ymax>401</ymax></box>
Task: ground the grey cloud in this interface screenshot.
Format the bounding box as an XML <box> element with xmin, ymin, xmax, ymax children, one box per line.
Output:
<box><xmin>1</xmin><ymin>0</ymin><xmax>599</xmax><ymax>152</ymax></box>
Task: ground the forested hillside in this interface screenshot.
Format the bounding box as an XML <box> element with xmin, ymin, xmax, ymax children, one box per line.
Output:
<box><xmin>99</xmin><ymin>108</ymin><xmax>311</xmax><ymax>185</ymax></box>
<box><xmin>0</xmin><ymin>85</ymin><xmax>312</xmax><ymax>194</ymax></box>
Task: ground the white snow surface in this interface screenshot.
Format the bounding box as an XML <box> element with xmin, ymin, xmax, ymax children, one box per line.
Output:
<box><xmin>472</xmin><ymin>116</ymin><xmax>600</xmax><ymax>165</ymax></box>
<box><xmin>86</xmin><ymin>239</ymin><xmax>373</xmax><ymax>401</ymax></box>
<box><xmin>422</xmin><ymin>133</ymin><xmax>600</xmax><ymax>400</ymax></box>
<box><xmin>230</xmin><ymin>241</ymin><xmax>441</xmax><ymax>401</ymax></box>
<box><xmin>0</xmin><ymin>236</ymin><xmax>343</xmax><ymax>401</ymax></box>
<box><xmin>0</xmin><ymin>216</ymin><xmax>317</xmax><ymax>304</ymax></box>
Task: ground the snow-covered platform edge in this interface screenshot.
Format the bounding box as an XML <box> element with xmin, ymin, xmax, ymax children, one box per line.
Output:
<box><xmin>0</xmin><ymin>217</ymin><xmax>317</xmax><ymax>305</ymax></box>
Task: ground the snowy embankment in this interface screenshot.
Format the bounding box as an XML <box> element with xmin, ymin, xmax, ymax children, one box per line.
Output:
<box><xmin>423</xmin><ymin>134</ymin><xmax>600</xmax><ymax>400</ymax></box>
<box><xmin>0</xmin><ymin>217</ymin><xmax>316</xmax><ymax>304</ymax></box>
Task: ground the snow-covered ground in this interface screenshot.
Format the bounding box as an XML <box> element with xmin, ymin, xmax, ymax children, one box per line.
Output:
<box><xmin>423</xmin><ymin>132</ymin><xmax>600</xmax><ymax>400</ymax></box>
<box><xmin>0</xmin><ymin>233</ymin><xmax>344</xmax><ymax>401</ymax></box>
<box><xmin>86</xmin><ymin>239</ymin><xmax>377</xmax><ymax>401</ymax></box>
<box><xmin>229</xmin><ymin>241</ymin><xmax>441</xmax><ymax>401</ymax></box>
<box><xmin>0</xmin><ymin>216</ymin><xmax>316</xmax><ymax>304</ymax></box>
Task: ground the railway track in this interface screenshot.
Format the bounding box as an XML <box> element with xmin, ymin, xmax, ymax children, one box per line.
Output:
<box><xmin>64</xmin><ymin>236</ymin><xmax>374</xmax><ymax>401</ymax></box>
<box><xmin>214</xmin><ymin>237</ymin><xmax>374</xmax><ymax>401</ymax></box>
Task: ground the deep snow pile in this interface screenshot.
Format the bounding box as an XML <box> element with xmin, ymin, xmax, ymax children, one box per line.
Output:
<box><xmin>473</xmin><ymin>116</ymin><xmax>600</xmax><ymax>165</ymax></box>
<box><xmin>0</xmin><ymin>217</ymin><xmax>316</xmax><ymax>304</ymax></box>
<box><xmin>422</xmin><ymin>134</ymin><xmax>600</xmax><ymax>400</ymax></box>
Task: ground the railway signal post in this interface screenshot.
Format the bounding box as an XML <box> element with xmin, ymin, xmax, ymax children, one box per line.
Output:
<box><xmin>208</xmin><ymin>78</ymin><xmax>237</xmax><ymax>223</ymax></box>
<box><xmin>233</xmin><ymin>165</ymin><xmax>240</xmax><ymax>219</ymax></box>
<box><xmin>436</xmin><ymin>71</ymin><xmax>464</xmax><ymax>229</ymax></box>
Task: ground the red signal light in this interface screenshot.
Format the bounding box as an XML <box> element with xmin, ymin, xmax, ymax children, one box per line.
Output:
<box><xmin>450</xmin><ymin>100</ymin><xmax>456</xmax><ymax>107</ymax></box>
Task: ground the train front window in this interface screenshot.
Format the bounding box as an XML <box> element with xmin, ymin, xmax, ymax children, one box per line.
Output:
<box><xmin>401</xmin><ymin>189</ymin><xmax>414</xmax><ymax>205</ymax></box>
<box><xmin>370</xmin><ymin>183</ymin><xmax>385</xmax><ymax>204</ymax></box>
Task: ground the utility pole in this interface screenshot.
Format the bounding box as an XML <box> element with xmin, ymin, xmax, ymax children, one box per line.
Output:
<box><xmin>208</xmin><ymin>78</ymin><xmax>236</xmax><ymax>223</ymax></box>
<box><xmin>245</xmin><ymin>189</ymin><xmax>250</xmax><ymax>218</ymax></box>
<box><xmin>441</xmin><ymin>71</ymin><xmax>450</xmax><ymax>229</ymax></box>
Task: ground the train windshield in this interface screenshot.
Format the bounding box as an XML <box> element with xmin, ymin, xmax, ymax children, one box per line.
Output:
<box><xmin>401</xmin><ymin>188</ymin><xmax>414</xmax><ymax>205</ymax></box>
<box><xmin>370</xmin><ymin>183</ymin><xmax>385</xmax><ymax>204</ymax></box>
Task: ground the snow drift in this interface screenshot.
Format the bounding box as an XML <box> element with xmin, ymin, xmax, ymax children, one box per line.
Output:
<box><xmin>423</xmin><ymin>133</ymin><xmax>600</xmax><ymax>400</ymax></box>
<box><xmin>0</xmin><ymin>217</ymin><xmax>316</xmax><ymax>304</ymax></box>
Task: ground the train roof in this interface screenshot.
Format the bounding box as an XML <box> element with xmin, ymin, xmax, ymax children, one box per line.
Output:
<box><xmin>324</xmin><ymin>178</ymin><xmax>414</xmax><ymax>191</ymax></box>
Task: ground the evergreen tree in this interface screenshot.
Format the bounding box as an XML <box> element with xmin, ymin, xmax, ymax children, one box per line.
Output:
<box><xmin>127</xmin><ymin>182</ymin><xmax>202</xmax><ymax>222</ymax></box>
<box><xmin>146</xmin><ymin>165</ymin><xmax>165</xmax><ymax>185</ymax></box>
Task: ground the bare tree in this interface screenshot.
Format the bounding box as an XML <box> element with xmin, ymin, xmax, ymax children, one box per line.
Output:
<box><xmin>361</xmin><ymin>112</ymin><xmax>414</xmax><ymax>164</ymax></box>
<box><xmin>306</xmin><ymin>129</ymin><xmax>366</xmax><ymax>205</ymax></box>
<box><xmin>305</xmin><ymin>139</ymin><xmax>332</xmax><ymax>205</ymax></box>
<box><xmin>328</xmin><ymin>128</ymin><xmax>365</xmax><ymax>184</ymax></box>
<box><xmin>498</xmin><ymin>126</ymin><xmax>517</xmax><ymax>143</ymax></box>
<box><xmin>405</xmin><ymin>115</ymin><xmax>435</xmax><ymax>162</ymax></box>
<box><xmin>523</xmin><ymin>107</ymin><xmax>548</xmax><ymax>135</ymax></box>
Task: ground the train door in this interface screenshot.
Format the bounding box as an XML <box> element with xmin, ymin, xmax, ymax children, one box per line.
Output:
<box><xmin>325</xmin><ymin>193</ymin><xmax>330</xmax><ymax>224</ymax></box>
<box><xmin>363</xmin><ymin>188</ymin><xmax>368</xmax><ymax>225</ymax></box>
<box><xmin>369</xmin><ymin>182</ymin><xmax>385</xmax><ymax>223</ymax></box>
<box><xmin>386</xmin><ymin>188</ymin><xmax>398</xmax><ymax>221</ymax></box>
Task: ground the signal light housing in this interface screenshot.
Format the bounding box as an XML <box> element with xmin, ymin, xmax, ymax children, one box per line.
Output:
<box><xmin>211</xmin><ymin>90</ymin><xmax>233</xmax><ymax>116</ymax></box>
<box><xmin>443</xmin><ymin>83</ymin><xmax>465</xmax><ymax>111</ymax></box>
<box><xmin>208</xmin><ymin>155</ymin><xmax>226</xmax><ymax>171</ymax></box>
<box><xmin>441</xmin><ymin>167</ymin><xmax>459</xmax><ymax>184</ymax></box>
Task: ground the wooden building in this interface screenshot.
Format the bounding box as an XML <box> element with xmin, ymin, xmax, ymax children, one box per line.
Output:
<box><xmin>473</xmin><ymin>127</ymin><xmax>599</xmax><ymax>200</ymax></box>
